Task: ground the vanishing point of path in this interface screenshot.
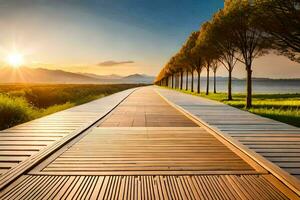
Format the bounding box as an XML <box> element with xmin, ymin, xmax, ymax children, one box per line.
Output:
<box><xmin>0</xmin><ymin>87</ymin><xmax>299</xmax><ymax>199</ymax></box>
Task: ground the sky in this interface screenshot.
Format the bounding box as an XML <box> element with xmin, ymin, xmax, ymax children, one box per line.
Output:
<box><xmin>0</xmin><ymin>0</ymin><xmax>299</xmax><ymax>78</ymax></box>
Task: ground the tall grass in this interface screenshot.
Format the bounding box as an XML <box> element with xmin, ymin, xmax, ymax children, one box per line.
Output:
<box><xmin>0</xmin><ymin>84</ymin><xmax>143</xmax><ymax>130</ymax></box>
<box><xmin>0</xmin><ymin>95</ymin><xmax>35</xmax><ymax>129</ymax></box>
<box><xmin>1</xmin><ymin>84</ymin><xmax>140</xmax><ymax>108</ymax></box>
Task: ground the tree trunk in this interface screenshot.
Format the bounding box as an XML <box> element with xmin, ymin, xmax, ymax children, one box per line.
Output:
<box><xmin>197</xmin><ymin>69</ymin><xmax>200</xmax><ymax>94</ymax></box>
<box><xmin>166</xmin><ymin>77</ymin><xmax>169</xmax><ymax>87</ymax></box>
<box><xmin>186</xmin><ymin>70</ymin><xmax>189</xmax><ymax>91</ymax></box>
<box><xmin>228</xmin><ymin>70</ymin><xmax>233</xmax><ymax>100</ymax></box>
<box><xmin>177</xmin><ymin>73</ymin><xmax>180</xmax><ymax>89</ymax></box>
<box><xmin>176</xmin><ymin>74</ymin><xmax>178</xmax><ymax>89</ymax></box>
<box><xmin>191</xmin><ymin>70</ymin><xmax>194</xmax><ymax>92</ymax></box>
<box><xmin>246</xmin><ymin>67</ymin><xmax>252</xmax><ymax>108</ymax></box>
<box><xmin>171</xmin><ymin>74</ymin><xmax>174</xmax><ymax>88</ymax></box>
<box><xmin>206</xmin><ymin>67</ymin><xmax>209</xmax><ymax>95</ymax></box>
<box><xmin>180</xmin><ymin>71</ymin><xmax>183</xmax><ymax>90</ymax></box>
<box><xmin>173</xmin><ymin>74</ymin><xmax>175</xmax><ymax>89</ymax></box>
<box><xmin>213</xmin><ymin>70</ymin><xmax>216</xmax><ymax>93</ymax></box>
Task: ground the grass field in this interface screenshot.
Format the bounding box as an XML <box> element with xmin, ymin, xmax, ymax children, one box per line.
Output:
<box><xmin>168</xmin><ymin>88</ymin><xmax>300</xmax><ymax>127</ymax></box>
<box><xmin>0</xmin><ymin>84</ymin><xmax>143</xmax><ymax>130</ymax></box>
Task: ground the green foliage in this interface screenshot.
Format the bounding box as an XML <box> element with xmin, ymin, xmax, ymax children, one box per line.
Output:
<box><xmin>36</xmin><ymin>102</ymin><xmax>75</xmax><ymax>117</ymax></box>
<box><xmin>255</xmin><ymin>0</ymin><xmax>300</xmax><ymax>62</ymax></box>
<box><xmin>248</xmin><ymin>108</ymin><xmax>300</xmax><ymax>127</ymax></box>
<box><xmin>156</xmin><ymin>0</ymin><xmax>300</xmax><ymax>108</ymax></box>
<box><xmin>0</xmin><ymin>84</ymin><xmax>142</xmax><ymax>130</ymax></box>
<box><xmin>0</xmin><ymin>95</ymin><xmax>35</xmax><ymax>130</ymax></box>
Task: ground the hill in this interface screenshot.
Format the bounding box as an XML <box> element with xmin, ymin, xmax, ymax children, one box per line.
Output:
<box><xmin>0</xmin><ymin>67</ymin><xmax>154</xmax><ymax>84</ymax></box>
<box><xmin>0</xmin><ymin>67</ymin><xmax>101</xmax><ymax>83</ymax></box>
<box><xmin>121</xmin><ymin>74</ymin><xmax>154</xmax><ymax>83</ymax></box>
<box><xmin>80</xmin><ymin>73</ymin><xmax>122</xmax><ymax>80</ymax></box>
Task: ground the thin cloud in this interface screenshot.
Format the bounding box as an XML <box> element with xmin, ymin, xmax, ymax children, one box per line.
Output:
<box><xmin>97</xmin><ymin>60</ymin><xmax>134</xmax><ymax>67</ymax></box>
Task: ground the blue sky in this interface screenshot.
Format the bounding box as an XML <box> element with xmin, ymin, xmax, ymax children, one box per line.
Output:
<box><xmin>0</xmin><ymin>0</ymin><xmax>299</xmax><ymax>77</ymax></box>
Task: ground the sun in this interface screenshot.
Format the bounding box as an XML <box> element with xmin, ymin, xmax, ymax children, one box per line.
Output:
<box><xmin>6</xmin><ymin>52</ymin><xmax>24</xmax><ymax>68</ymax></box>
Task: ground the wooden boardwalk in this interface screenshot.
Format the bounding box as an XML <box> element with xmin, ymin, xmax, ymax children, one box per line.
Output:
<box><xmin>1</xmin><ymin>175</ymin><xmax>290</xmax><ymax>200</ymax></box>
<box><xmin>0</xmin><ymin>86</ymin><xmax>299</xmax><ymax>199</ymax></box>
<box><xmin>157</xmin><ymin>87</ymin><xmax>300</xmax><ymax>193</ymax></box>
<box><xmin>0</xmin><ymin>89</ymin><xmax>135</xmax><ymax>189</ymax></box>
<box><xmin>38</xmin><ymin>127</ymin><xmax>256</xmax><ymax>175</ymax></box>
<box><xmin>100</xmin><ymin>89</ymin><xmax>196</xmax><ymax>127</ymax></box>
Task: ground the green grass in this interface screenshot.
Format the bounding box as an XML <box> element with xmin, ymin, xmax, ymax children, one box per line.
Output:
<box><xmin>165</xmin><ymin>87</ymin><xmax>300</xmax><ymax>127</ymax></box>
<box><xmin>0</xmin><ymin>95</ymin><xmax>35</xmax><ymax>129</ymax></box>
<box><xmin>0</xmin><ymin>83</ymin><xmax>144</xmax><ymax>130</ymax></box>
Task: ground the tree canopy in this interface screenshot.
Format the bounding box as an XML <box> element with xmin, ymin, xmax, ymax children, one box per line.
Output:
<box><xmin>155</xmin><ymin>0</ymin><xmax>300</xmax><ymax>107</ymax></box>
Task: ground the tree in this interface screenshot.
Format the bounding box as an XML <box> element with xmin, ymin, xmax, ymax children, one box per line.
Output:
<box><xmin>164</xmin><ymin>55</ymin><xmax>183</xmax><ymax>89</ymax></box>
<box><xmin>168</xmin><ymin>60</ymin><xmax>176</xmax><ymax>89</ymax></box>
<box><xmin>180</xmin><ymin>68</ymin><xmax>184</xmax><ymax>89</ymax></box>
<box><xmin>162</xmin><ymin>64</ymin><xmax>172</xmax><ymax>87</ymax></box>
<box><xmin>168</xmin><ymin>53</ymin><xmax>185</xmax><ymax>90</ymax></box>
<box><xmin>211</xmin><ymin>61</ymin><xmax>219</xmax><ymax>93</ymax></box>
<box><xmin>255</xmin><ymin>0</ymin><xmax>300</xmax><ymax>62</ymax></box>
<box><xmin>174</xmin><ymin>55</ymin><xmax>185</xmax><ymax>90</ymax></box>
<box><xmin>205</xmin><ymin>61</ymin><xmax>210</xmax><ymax>95</ymax></box>
<box><xmin>185</xmin><ymin>69</ymin><xmax>189</xmax><ymax>91</ymax></box>
<box><xmin>195</xmin><ymin>61</ymin><xmax>204</xmax><ymax>94</ymax></box>
<box><xmin>179</xmin><ymin>31</ymin><xmax>201</xmax><ymax>92</ymax></box>
<box><xmin>185</xmin><ymin>34</ymin><xmax>205</xmax><ymax>94</ymax></box>
<box><xmin>171</xmin><ymin>73</ymin><xmax>174</xmax><ymax>88</ymax></box>
<box><xmin>205</xmin><ymin>10</ymin><xmax>239</xmax><ymax>100</ymax></box>
<box><xmin>191</xmin><ymin>48</ymin><xmax>204</xmax><ymax>94</ymax></box>
<box><xmin>195</xmin><ymin>22</ymin><xmax>220</xmax><ymax>96</ymax></box>
<box><xmin>224</xmin><ymin>0</ymin><xmax>270</xmax><ymax>107</ymax></box>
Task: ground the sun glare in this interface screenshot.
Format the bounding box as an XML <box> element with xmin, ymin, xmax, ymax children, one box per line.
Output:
<box><xmin>6</xmin><ymin>52</ymin><xmax>24</xmax><ymax>68</ymax></box>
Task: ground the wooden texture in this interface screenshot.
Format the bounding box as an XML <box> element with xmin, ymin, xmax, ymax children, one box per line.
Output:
<box><xmin>40</xmin><ymin>89</ymin><xmax>256</xmax><ymax>175</ymax></box>
<box><xmin>157</xmin><ymin>88</ymin><xmax>300</xmax><ymax>181</ymax></box>
<box><xmin>0</xmin><ymin>86</ymin><xmax>299</xmax><ymax>198</ymax></box>
<box><xmin>0</xmin><ymin>88</ymin><xmax>135</xmax><ymax>189</ymax></box>
<box><xmin>0</xmin><ymin>175</ymin><xmax>291</xmax><ymax>200</ymax></box>
<box><xmin>41</xmin><ymin>127</ymin><xmax>255</xmax><ymax>175</ymax></box>
<box><xmin>100</xmin><ymin>87</ymin><xmax>197</xmax><ymax>127</ymax></box>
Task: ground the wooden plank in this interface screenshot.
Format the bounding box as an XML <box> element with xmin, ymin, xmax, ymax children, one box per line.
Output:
<box><xmin>41</xmin><ymin>127</ymin><xmax>256</xmax><ymax>175</ymax></box>
<box><xmin>0</xmin><ymin>88</ymin><xmax>137</xmax><ymax>190</ymax></box>
<box><xmin>156</xmin><ymin>87</ymin><xmax>300</xmax><ymax>195</ymax></box>
<box><xmin>0</xmin><ymin>175</ymin><xmax>295</xmax><ymax>200</ymax></box>
<box><xmin>99</xmin><ymin>88</ymin><xmax>197</xmax><ymax>127</ymax></box>
<box><xmin>1</xmin><ymin>86</ymin><xmax>299</xmax><ymax>198</ymax></box>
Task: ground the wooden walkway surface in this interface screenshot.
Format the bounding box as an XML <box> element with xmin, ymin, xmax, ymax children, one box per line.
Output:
<box><xmin>1</xmin><ymin>175</ymin><xmax>290</xmax><ymax>200</ymax></box>
<box><xmin>0</xmin><ymin>88</ymin><xmax>136</xmax><ymax>189</ymax></box>
<box><xmin>0</xmin><ymin>86</ymin><xmax>299</xmax><ymax>199</ymax></box>
<box><xmin>156</xmin><ymin>87</ymin><xmax>300</xmax><ymax>193</ymax></box>
<box><xmin>39</xmin><ymin>127</ymin><xmax>256</xmax><ymax>175</ymax></box>
<box><xmin>100</xmin><ymin>89</ymin><xmax>196</xmax><ymax>127</ymax></box>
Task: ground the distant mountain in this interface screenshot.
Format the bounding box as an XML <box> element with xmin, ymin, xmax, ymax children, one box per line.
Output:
<box><xmin>78</xmin><ymin>73</ymin><xmax>155</xmax><ymax>84</ymax></box>
<box><xmin>80</xmin><ymin>73</ymin><xmax>122</xmax><ymax>80</ymax></box>
<box><xmin>122</xmin><ymin>74</ymin><xmax>155</xmax><ymax>83</ymax></box>
<box><xmin>0</xmin><ymin>67</ymin><xmax>154</xmax><ymax>84</ymax></box>
<box><xmin>0</xmin><ymin>67</ymin><xmax>100</xmax><ymax>83</ymax></box>
<box><xmin>212</xmin><ymin>76</ymin><xmax>240</xmax><ymax>81</ymax></box>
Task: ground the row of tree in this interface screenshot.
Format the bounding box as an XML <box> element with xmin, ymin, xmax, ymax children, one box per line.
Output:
<box><xmin>154</xmin><ymin>0</ymin><xmax>300</xmax><ymax>108</ymax></box>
